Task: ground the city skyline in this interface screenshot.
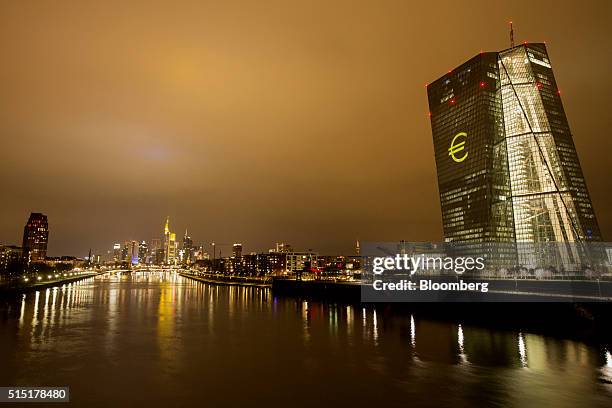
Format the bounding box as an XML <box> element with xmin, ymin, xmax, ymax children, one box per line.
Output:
<box><xmin>1</xmin><ymin>1</ymin><xmax>611</xmax><ymax>257</ymax></box>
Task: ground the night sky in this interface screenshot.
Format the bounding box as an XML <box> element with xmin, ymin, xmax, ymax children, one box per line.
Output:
<box><xmin>1</xmin><ymin>1</ymin><xmax>610</xmax><ymax>256</ymax></box>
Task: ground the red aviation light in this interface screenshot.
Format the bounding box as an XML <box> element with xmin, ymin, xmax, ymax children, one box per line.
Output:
<box><xmin>450</xmin><ymin>98</ymin><xmax>456</xmax><ymax>105</ymax></box>
<box><xmin>479</xmin><ymin>81</ymin><xmax>486</xmax><ymax>88</ymax></box>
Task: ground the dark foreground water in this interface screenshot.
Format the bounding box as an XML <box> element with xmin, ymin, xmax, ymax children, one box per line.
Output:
<box><xmin>1</xmin><ymin>272</ymin><xmax>611</xmax><ymax>407</ymax></box>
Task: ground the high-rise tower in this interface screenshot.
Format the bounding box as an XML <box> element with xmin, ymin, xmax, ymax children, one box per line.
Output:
<box><xmin>182</xmin><ymin>230</ymin><xmax>193</xmax><ymax>264</ymax></box>
<box><xmin>22</xmin><ymin>212</ymin><xmax>49</xmax><ymax>264</ymax></box>
<box><xmin>232</xmin><ymin>243</ymin><xmax>243</xmax><ymax>258</ymax></box>
<box><xmin>427</xmin><ymin>43</ymin><xmax>601</xmax><ymax>269</ymax></box>
<box><xmin>163</xmin><ymin>217</ymin><xmax>177</xmax><ymax>265</ymax></box>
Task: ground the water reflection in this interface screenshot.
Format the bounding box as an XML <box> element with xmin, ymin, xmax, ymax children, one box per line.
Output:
<box><xmin>0</xmin><ymin>272</ymin><xmax>610</xmax><ymax>407</ymax></box>
<box><xmin>603</xmin><ymin>350</ymin><xmax>612</xmax><ymax>384</ymax></box>
<box><xmin>518</xmin><ymin>332</ymin><xmax>527</xmax><ymax>367</ymax></box>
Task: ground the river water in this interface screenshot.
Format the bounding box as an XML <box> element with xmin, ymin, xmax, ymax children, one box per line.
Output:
<box><xmin>0</xmin><ymin>271</ymin><xmax>611</xmax><ymax>407</ymax></box>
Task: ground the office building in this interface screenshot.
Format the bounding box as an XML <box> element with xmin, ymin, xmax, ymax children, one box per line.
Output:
<box><xmin>232</xmin><ymin>243</ymin><xmax>242</xmax><ymax>258</ymax></box>
<box><xmin>22</xmin><ymin>212</ymin><xmax>49</xmax><ymax>264</ymax></box>
<box><xmin>112</xmin><ymin>243</ymin><xmax>121</xmax><ymax>263</ymax></box>
<box><xmin>0</xmin><ymin>245</ymin><xmax>24</xmax><ymax>276</ymax></box>
<box><xmin>285</xmin><ymin>252</ymin><xmax>317</xmax><ymax>273</ymax></box>
<box><xmin>427</xmin><ymin>43</ymin><xmax>601</xmax><ymax>269</ymax></box>
<box><xmin>163</xmin><ymin>217</ymin><xmax>177</xmax><ymax>265</ymax></box>
<box><xmin>138</xmin><ymin>241</ymin><xmax>148</xmax><ymax>264</ymax></box>
<box><xmin>182</xmin><ymin>231</ymin><xmax>193</xmax><ymax>264</ymax></box>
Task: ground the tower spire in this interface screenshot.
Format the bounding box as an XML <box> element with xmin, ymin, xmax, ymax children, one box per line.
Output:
<box><xmin>509</xmin><ymin>20</ymin><xmax>514</xmax><ymax>48</ymax></box>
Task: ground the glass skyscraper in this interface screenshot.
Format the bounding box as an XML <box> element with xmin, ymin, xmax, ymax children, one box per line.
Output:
<box><xmin>427</xmin><ymin>43</ymin><xmax>601</xmax><ymax>270</ymax></box>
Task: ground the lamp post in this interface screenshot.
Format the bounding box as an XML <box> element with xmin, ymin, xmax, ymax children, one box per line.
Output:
<box><xmin>211</xmin><ymin>242</ymin><xmax>216</xmax><ymax>273</ymax></box>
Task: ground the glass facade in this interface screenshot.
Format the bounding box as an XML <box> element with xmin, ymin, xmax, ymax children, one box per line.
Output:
<box><xmin>427</xmin><ymin>44</ymin><xmax>601</xmax><ymax>270</ymax></box>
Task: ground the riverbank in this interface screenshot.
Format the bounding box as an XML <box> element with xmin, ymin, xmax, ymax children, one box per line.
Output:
<box><xmin>272</xmin><ymin>277</ymin><xmax>360</xmax><ymax>300</ymax></box>
<box><xmin>0</xmin><ymin>272</ymin><xmax>103</xmax><ymax>294</ymax></box>
<box><xmin>179</xmin><ymin>272</ymin><xmax>271</xmax><ymax>287</ymax></box>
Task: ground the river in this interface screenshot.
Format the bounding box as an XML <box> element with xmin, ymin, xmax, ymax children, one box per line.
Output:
<box><xmin>1</xmin><ymin>271</ymin><xmax>611</xmax><ymax>407</ymax></box>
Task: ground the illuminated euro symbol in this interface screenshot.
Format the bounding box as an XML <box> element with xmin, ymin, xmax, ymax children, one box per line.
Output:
<box><xmin>448</xmin><ymin>132</ymin><xmax>468</xmax><ymax>163</ymax></box>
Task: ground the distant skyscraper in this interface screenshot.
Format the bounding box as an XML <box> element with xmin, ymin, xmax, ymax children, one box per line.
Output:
<box><xmin>183</xmin><ymin>230</ymin><xmax>193</xmax><ymax>264</ymax></box>
<box><xmin>427</xmin><ymin>43</ymin><xmax>601</xmax><ymax>268</ymax></box>
<box><xmin>232</xmin><ymin>243</ymin><xmax>243</xmax><ymax>258</ymax></box>
<box><xmin>112</xmin><ymin>243</ymin><xmax>121</xmax><ymax>262</ymax></box>
<box><xmin>138</xmin><ymin>240</ymin><xmax>148</xmax><ymax>264</ymax></box>
<box><xmin>150</xmin><ymin>238</ymin><xmax>162</xmax><ymax>265</ymax></box>
<box><xmin>163</xmin><ymin>217</ymin><xmax>177</xmax><ymax>265</ymax></box>
<box><xmin>121</xmin><ymin>241</ymin><xmax>130</xmax><ymax>262</ymax></box>
<box><xmin>129</xmin><ymin>240</ymin><xmax>139</xmax><ymax>265</ymax></box>
<box><xmin>22</xmin><ymin>212</ymin><xmax>49</xmax><ymax>264</ymax></box>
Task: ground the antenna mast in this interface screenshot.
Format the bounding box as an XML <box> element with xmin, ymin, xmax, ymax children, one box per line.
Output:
<box><xmin>510</xmin><ymin>21</ymin><xmax>515</xmax><ymax>47</ymax></box>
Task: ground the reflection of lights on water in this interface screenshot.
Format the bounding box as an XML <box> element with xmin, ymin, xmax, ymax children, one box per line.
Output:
<box><xmin>346</xmin><ymin>306</ymin><xmax>353</xmax><ymax>337</ymax></box>
<box><xmin>373</xmin><ymin>309</ymin><xmax>378</xmax><ymax>343</ymax></box>
<box><xmin>302</xmin><ymin>301</ymin><xmax>308</xmax><ymax>321</ymax></box>
<box><xmin>19</xmin><ymin>294</ymin><xmax>26</xmax><ymax>327</ymax></box>
<box><xmin>600</xmin><ymin>348</ymin><xmax>612</xmax><ymax>384</ymax></box>
<box><xmin>458</xmin><ymin>324</ymin><xmax>467</xmax><ymax>364</ymax></box>
<box><xmin>518</xmin><ymin>332</ymin><xmax>527</xmax><ymax>367</ymax></box>
<box><xmin>43</xmin><ymin>288</ymin><xmax>50</xmax><ymax>323</ymax></box>
<box><xmin>330</xmin><ymin>306</ymin><xmax>339</xmax><ymax>332</ymax></box>
<box><xmin>52</xmin><ymin>287</ymin><xmax>57</xmax><ymax>307</ymax></box>
<box><xmin>362</xmin><ymin>307</ymin><xmax>368</xmax><ymax>340</ymax></box>
<box><xmin>410</xmin><ymin>314</ymin><xmax>416</xmax><ymax>347</ymax></box>
<box><xmin>31</xmin><ymin>290</ymin><xmax>40</xmax><ymax>335</ymax></box>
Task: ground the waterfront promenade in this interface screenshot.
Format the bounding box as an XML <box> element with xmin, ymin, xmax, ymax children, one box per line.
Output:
<box><xmin>179</xmin><ymin>271</ymin><xmax>271</xmax><ymax>287</ymax></box>
<box><xmin>0</xmin><ymin>270</ymin><xmax>107</xmax><ymax>294</ymax></box>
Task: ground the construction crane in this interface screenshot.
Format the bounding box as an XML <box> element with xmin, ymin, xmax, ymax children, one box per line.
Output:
<box><xmin>209</xmin><ymin>242</ymin><xmax>236</xmax><ymax>261</ymax></box>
